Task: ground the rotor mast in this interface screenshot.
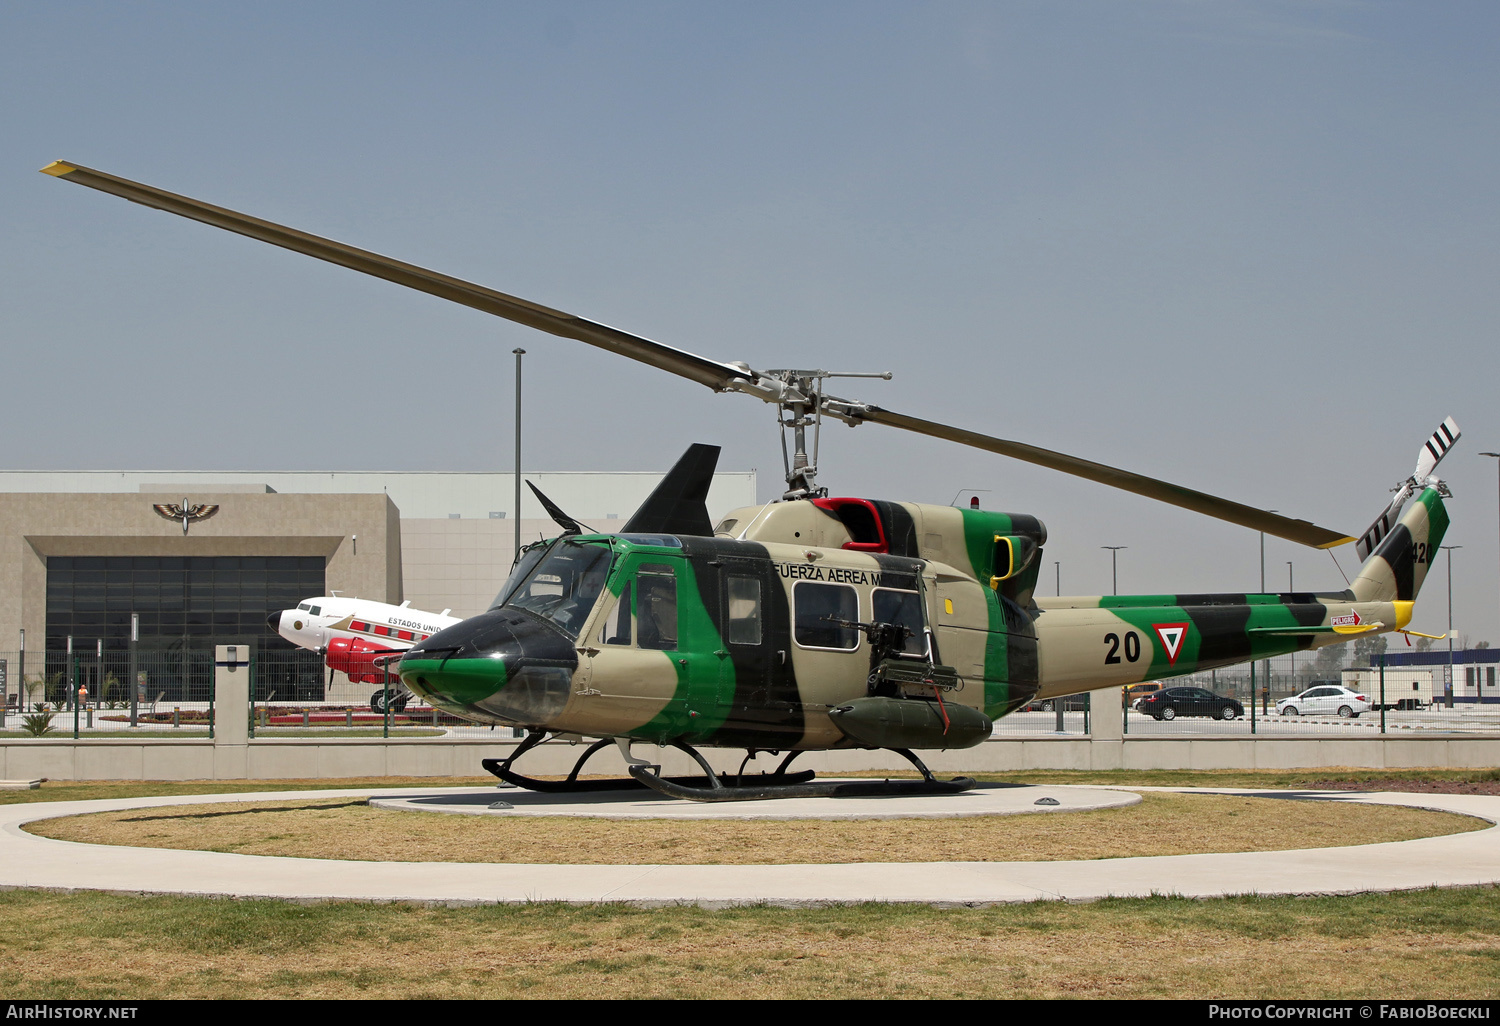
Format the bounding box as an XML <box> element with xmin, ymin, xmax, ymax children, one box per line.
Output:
<box><xmin>763</xmin><ymin>369</ymin><xmax>892</xmax><ymax>499</ymax></box>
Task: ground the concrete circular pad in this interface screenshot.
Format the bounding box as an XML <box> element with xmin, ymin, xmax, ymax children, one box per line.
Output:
<box><xmin>3</xmin><ymin>786</ymin><xmax>1497</xmax><ymax>906</ymax></box>
<box><xmin>368</xmin><ymin>782</ymin><xmax>1140</xmax><ymax>819</ymax></box>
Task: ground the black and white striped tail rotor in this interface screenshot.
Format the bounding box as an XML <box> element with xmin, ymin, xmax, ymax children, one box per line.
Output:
<box><xmin>1354</xmin><ymin>416</ymin><xmax>1461</xmax><ymax>563</ymax></box>
<box><xmin>1356</xmin><ymin>489</ymin><xmax>1410</xmax><ymax>562</ymax></box>
<box><xmin>1415</xmin><ymin>416</ymin><xmax>1461</xmax><ymax>483</ymax></box>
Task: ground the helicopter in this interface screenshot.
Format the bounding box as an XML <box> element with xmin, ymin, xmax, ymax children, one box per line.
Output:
<box><xmin>44</xmin><ymin>161</ymin><xmax>1456</xmax><ymax>802</ymax></box>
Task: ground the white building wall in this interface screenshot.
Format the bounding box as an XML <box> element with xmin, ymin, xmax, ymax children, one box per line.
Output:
<box><xmin>0</xmin><ymin>470</ymin><xmax>757</xmax><ymax>522</ymax></box>
<box><xmin>0</xmin><ymin>469</ymin><xmax>758</xmax><ymax>621</ymax></box>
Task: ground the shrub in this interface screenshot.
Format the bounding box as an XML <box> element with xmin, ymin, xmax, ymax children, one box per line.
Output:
<box><xmin>19</xmin><ymin>711</ymin><xmax>56</xmax><ymax>737</ymax></box>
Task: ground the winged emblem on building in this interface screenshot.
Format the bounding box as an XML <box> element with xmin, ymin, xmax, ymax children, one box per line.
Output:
<box><xmin>153</xmin><ymin>500</ymin><xmax>220</xmax><ymax>535</ymax></box>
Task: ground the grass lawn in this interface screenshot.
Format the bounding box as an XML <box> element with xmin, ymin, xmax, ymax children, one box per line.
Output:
<box><xmin>1</xmin><ymin>888</ymin><xmax>1497</xmax><ymax>999</ymax></box>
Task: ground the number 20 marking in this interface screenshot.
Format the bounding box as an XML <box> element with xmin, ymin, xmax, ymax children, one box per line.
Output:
<box><xmin>1104</xmin><ymin>631</ymin><xmax>1141</xmax><ymax>664</ymax></box>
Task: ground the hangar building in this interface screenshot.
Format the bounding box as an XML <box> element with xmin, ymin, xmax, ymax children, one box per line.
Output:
<box><xmin>0</xmin><ymin>468</ymin><xmax>756</xmax><ymax>705</ymax></box>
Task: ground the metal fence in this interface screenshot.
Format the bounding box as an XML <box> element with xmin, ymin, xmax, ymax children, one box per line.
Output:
<box><xmin>0</xmin><ymin>647</ymin><xmax>449</xmax><ymax>736</ymax></box>
<box><xmin>4</xmin><ymin>645</ymin><xmax>1496</xmax><ymax>739</ymax></box>
<box><xmin>992</xmin><ymin>693</ymin><xmax>1093</xmax><ymax>736</ymax></box>
<box><xmin>1119</xmin><ymin>652</ymin><xmax>1500</xmax><ymax>736</ymax></box>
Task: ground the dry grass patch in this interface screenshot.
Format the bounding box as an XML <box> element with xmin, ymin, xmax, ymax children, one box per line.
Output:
<box><xmin>28</xmin><ymin>792</ymin><xmax>1483</xmax><ymax>863</ymax></box>
<box><xmin>2</xmin><ymin>888</ymin><xmax>1499</xmax><ymax>999</ymax></box>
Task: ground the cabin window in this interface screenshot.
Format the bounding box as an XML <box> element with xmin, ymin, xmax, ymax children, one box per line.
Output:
<box><xmin>599</xmin><ymin>581</ymin><xmax>633</xmax><ymax>646</ymax></box>
<box><xmin>872</xmin><ymin>588</ymin><xmax>925</xmax><ymax>655</ymax></box>
<box><xmin>726</xmin><ymin>576</ymin><xmax>762</xmax><ymax>646</ymax></box>
<box><xmin>794</xmin><ymin>582</ymin><xmax>858</xmax><ymax>651</ymax></box>
<box><xmin>636</xmin><ymin>565</ymin><xmax>678</xmax><ymax>650</ymax></box>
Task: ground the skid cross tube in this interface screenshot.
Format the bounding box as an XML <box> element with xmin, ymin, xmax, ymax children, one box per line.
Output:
<box><xmin>481</xmin><ymin>732</ymin><xmax>816</xmax><ymax>794</ymax></box>
<box><xmin>625</xmin><ymin>745</ymin><xmax>976</xmax><ymax>803</ymax></box>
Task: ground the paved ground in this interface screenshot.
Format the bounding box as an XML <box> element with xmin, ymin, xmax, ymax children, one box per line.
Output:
<box><xmin>2</xmin><ymin>785</ymin><xmax>1497</xmax><ymax>907</ymax></box>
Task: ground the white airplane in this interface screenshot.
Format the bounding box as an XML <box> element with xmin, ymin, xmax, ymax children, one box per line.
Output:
<box><xmin>268</xmin><ymin>596</ymin><xmax>461</xmax><ymax>711</ymax></box>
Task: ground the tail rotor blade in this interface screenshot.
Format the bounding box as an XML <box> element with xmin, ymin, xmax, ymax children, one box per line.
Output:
<box><xmin>1414</xmin><ymin>416</ymin><xmax>1461</xmax><ymax>482</ymax></box>
<box><xmin>1355</xmin><ymin>486</ymin><xmax>1412</xmax><ymax>563</ymax></box>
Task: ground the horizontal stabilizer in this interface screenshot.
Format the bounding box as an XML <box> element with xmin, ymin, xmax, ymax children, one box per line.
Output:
<box><xmin>1247</xmin><ymin>623</ymin><xmax>1384</xmax><ymax>637</ymax></box>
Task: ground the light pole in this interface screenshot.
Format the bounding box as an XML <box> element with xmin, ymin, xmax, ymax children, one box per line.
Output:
<box><xmin>513</xmin><ymin>348</ymin><xmax>526</xmax><ymax>568</ymax></box>
<box><xmin>1481</xmin><ymin>453</ymin><xmax>1500</xmax><ymax>660</ymax></box>
<box><xmin>1259</xmin><ymin>511</ymin><xmax>1277</xmax><ymax>713</ymax></box>
<box><xmin>1442</xmin><ymin>545</ymin><xmax>1462</xmax><ymax>707</ymax></box>
<box><xmin>1101</xmin><ymin>547</ymin><xmax>1126</xmax><ymax>595</ymax></box>
<box><xmin>1287</xmin><ymin>561</ymin><xmax>1295</xmax><ymax>685</ymax></box>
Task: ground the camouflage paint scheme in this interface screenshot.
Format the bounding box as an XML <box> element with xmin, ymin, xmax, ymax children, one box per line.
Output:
<box><xmin>398</xmin><ymin>488</ymin><xmax>1447</xmax><ymax>752</ymax></box>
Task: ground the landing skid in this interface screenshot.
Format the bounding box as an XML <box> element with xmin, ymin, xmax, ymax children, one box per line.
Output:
<box><xmin>481</xmin><ymin>733</ymin><xmax>818</xmax><ymax>794</ymax></box>
<box><xmin>482</xmin><ymin>731</ymin><xmax>975</xmax><ymax>803</ymax></box>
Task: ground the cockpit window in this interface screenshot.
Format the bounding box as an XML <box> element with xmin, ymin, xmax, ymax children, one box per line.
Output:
<box><xmin>309</xmin><ymin>605</ymin><xmax>321</xmax><ymax>616</ymax></box>
<box><xmin>495</xmin><ymin>539</ymin><xmax>614</xmax><ymax>639</ymax></box>
<box><xmin>297</xmin><ymin>603</ymin><xmax>311</xmax><ymax>611</ymax></box>
<box><xmin>488</xmin><ymin>542</ymin><xmax>552</xmax><ymax>611</ymax></box>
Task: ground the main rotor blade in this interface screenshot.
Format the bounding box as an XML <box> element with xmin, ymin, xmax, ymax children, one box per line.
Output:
<box><xmin>854</xmin><ymin>405</ymin><xmax>1354</xmax><ymax>549</ymax></box>
<box><xmin>40</xmin><ymin>161</ymin><xmax>748</xmax><ymax>393</ymax></box>
<box><xmin>45</xmin><ymin>161</ymin><xmax>1356</xmax><ymax>548</ymax></box>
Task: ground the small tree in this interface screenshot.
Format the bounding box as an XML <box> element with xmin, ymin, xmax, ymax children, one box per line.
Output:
<box><xmin>100</xmin><ymin>672</ymin><xmax>121</xmax><ymax>707</ymax></box>
<box><xmin>1351</xmin><ymin>632</ymin><xmax>1389</xmax><ymax>669</ymax></box>
<box><xmin>1309</xmin><ymin>639</ymin><xmax>1347</xmax><ymax>681</ymax></box>
<box><xmin>24</xmin><ymin>672</ymin><xmax>61</xmax><ymax>712</ymax></box>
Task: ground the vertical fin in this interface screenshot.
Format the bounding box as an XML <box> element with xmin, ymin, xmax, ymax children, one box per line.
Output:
<box><xmin>622</xmin><ymin>444</ymin><xmax>721</xmax><ymax>536</ymax></box>
<box><xmin>1349</xmin><ymin>488</ymin><xmax>1449</xmax><ymax>602</ymax></box>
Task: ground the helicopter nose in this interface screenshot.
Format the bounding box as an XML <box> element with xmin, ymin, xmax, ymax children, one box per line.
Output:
<box><xmin>400</xmin><ymin>610</ymin><xmax>576</xmax><ymax>725</ymax></box>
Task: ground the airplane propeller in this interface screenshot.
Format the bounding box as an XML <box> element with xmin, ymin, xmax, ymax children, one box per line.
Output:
<box><xmin>43</xmin><ymin>160</ymin><xmax>1356</xmax><ymax>550</ymax></box>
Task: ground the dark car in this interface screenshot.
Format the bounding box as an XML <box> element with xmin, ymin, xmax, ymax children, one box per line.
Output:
<box><xmin>1135</xmin><ymin>686</ymin><xmax>1243</xmax><ymax>721</ymax></box>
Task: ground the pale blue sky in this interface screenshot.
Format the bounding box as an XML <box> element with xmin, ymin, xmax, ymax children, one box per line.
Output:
<box><xmin>3</xmin><ymin>2</ymin><xmax>1498</xmax><ymax>636</ymax></box>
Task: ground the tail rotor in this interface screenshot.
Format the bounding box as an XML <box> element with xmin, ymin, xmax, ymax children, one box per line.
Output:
<box><xmin>1355</xmin><ymin>416</ymin><xmax>1460</xmax><ymax>563</ymax></box>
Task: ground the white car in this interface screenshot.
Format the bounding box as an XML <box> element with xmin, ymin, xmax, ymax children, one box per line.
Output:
<box><xmin>1277</xmin><ymin>685</ymin><xmax>1371</xmax><ymax>719</ymax></box>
